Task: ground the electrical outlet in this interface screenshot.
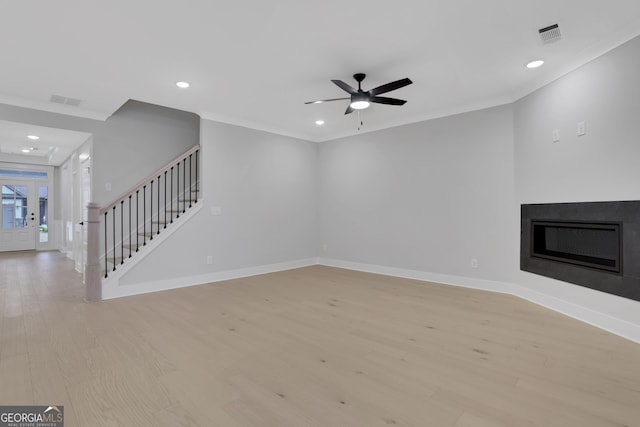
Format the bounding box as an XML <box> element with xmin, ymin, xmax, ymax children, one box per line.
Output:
<box><xmin>210</xmin><ymin>206</ymin><xmax>222</xmax><ymax>215</ymax></box>
<box><xmin>206</xmin><ymin>255</ymin><xmax>213</xmax><ymax>265</ymax></box>
<box><xmin>552</xmin><ymin>129</ymin><xmax>560</xmax><ymax>143</ymax></box>
<box><xmin>471</xmin><ymin>258</ymin><xmax>479</xmax><ymax>268</ymax></box>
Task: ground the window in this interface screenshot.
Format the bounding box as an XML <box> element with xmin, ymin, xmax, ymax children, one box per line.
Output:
<box><xmin>0</xmin><ymin>169</ymin><xmax>48</xmax><ymax>179</ymax></box>
<box><xmin>2</xmin><ymin>185</ymin><xmax>29</xmax><ymax>229</ymax></box>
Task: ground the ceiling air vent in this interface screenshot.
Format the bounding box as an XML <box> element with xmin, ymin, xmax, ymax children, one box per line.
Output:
<box><xmin>50</xmin><ymin>94</ymin><xmax>83</xmax><ymax>106</ymax></box>
<box><xmin>539</xmin><ymin>24</ymin><xmax>561</xmax><ymax>44</ymax></box>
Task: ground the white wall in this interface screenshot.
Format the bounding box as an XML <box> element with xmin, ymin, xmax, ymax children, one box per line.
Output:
<box><xmin>56</xmin><ymin>136</ymin><xmax>92</xmax><ymax>262</ymax></box>
<box><xmin>319</xmin><ymin>105</ymin><xmax>517</xmax><ymax>283</ymax></box>
<box><xmin>515</xmin><ymin>37</ymin><xmax>640</xmax><ymax>204</ymax></box>
<box><xmin>514</xmin><ymin>35</ymin><xmax>640</xmax><ymax>327</ymax></box>
<box><xmin>116</xmin><ymin>120</ymin><xmax>319</xmax><ymax>288</ymax></box>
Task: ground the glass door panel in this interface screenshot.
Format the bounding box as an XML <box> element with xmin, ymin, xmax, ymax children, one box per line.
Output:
<box><xmin>39</xmin><ymin>185</ymin><xmax>49</xmax><ymax>243</ymax></box>
<box><xmin>0</xmin><ymin>182</ymin><xmax>36</xmax><ymax>251</ymax></box>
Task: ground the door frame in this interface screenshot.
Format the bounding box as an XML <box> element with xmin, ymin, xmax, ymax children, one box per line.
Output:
<box><xmin>59</xmin><ymin>142</ymin><xmax>92</xmax><ymax>277</ymax></box>
<box><xmin>0</xmin><ymin>162</ymin><xmax>55</xmax><ymax>252</ymax></box>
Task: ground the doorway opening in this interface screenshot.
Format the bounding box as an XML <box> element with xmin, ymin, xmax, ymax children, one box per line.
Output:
<box><xmin>0</xmin><ymin>168</ymin><xmax>51</xmax><ymax>252</ymax></box>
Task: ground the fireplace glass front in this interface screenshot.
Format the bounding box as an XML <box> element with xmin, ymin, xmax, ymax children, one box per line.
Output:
<box><xmin>531</xmin><ymin>221</ymin><xmax>621</xmax><ymax>274</ymax></box>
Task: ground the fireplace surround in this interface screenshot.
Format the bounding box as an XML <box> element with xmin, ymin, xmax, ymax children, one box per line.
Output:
<box><xmin>521</xmin><ymin>201</ymin><xmax>640</xmax><ymax>302</ymax></box>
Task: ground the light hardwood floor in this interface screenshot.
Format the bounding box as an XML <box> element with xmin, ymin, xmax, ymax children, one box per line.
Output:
<box><xmin>1</xmin><ymin>251</ymin><xmax>639</xmax><ymax>426</ymax></box>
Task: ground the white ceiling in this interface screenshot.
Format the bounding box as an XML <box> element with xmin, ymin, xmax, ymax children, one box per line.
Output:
<box><xmin>1</xmin><ymin>0</ymin><xmax>640</xmax><ymax>143</ymax></box>
<box><xmin>0</xmin><ymin>120</ymin><xmax>91</xmax><ymax>166</ymax></box>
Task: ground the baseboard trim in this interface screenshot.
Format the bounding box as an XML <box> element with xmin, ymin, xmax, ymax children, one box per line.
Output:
<box><xmin>514</xmin><ymin>285</ymin><xmax>640</xmax><ymax>345</ymax></box>
<box><xmin>317</xmin><ymin>257</ymin><xmax>640</xmax><ymax>344</ymax></box>
<box><xmin>318</xmin><ymin>257</ymin><xmax>514</xmax><ymax>294</ymax></box>
<box><xmin>103</xmin><ymin>253</ymin><xmax>640</xmax><ymax>343</ymax></box>
<box><xmin>102</xmin><ymin>257</ymin><xmax>319</xmax><ymax>300</ymax></box>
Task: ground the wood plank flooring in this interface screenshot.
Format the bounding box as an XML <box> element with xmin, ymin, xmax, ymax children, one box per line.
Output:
<box><xmin>1</xmin><ymin>251</ymin><xmax>639</xmax><ymax>426</ymax></box>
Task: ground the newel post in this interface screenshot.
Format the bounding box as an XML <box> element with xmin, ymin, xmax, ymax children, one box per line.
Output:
<box><xmin>85</xmin><ymin>202</ymin><xmax>102</xmax><ymax>301</ymax></box>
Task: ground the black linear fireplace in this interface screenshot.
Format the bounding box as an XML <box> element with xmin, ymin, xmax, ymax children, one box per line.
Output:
<box><xmin>521</xmin><ymin>201</ymin><xmax>640</xmax><ymax>302</ymax></box>
<box><xmin>531</xmin><ymin>220</ymin><xmax>622</xmax><ymax>273</ymax></box>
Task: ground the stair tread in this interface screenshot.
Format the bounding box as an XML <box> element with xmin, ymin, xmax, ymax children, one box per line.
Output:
<box><xmin>106</xmin><ymin>255</ymin><xmax>132</xmax><ymax>265</ymax></box>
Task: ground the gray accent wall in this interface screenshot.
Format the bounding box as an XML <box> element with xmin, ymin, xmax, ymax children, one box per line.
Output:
<box><xmin>119</xmin><ymin>119</ymin><xmax>319</xmax><ymax>284</ymax></box>
<box><xmin>92</xmin><ymin>100</ymin><xmax>200</xmax><ymax>204</ymax></box>
<box><xmin>319</xmin><ymin>104</ymin><xmax>517</xmax><ymax>283</ymax></box>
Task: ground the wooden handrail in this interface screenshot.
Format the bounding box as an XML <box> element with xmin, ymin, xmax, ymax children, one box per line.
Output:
<box><xmin>100</xmin><ymin>144</ymin><xmax>200</xmax><ymax>215</ymax></box>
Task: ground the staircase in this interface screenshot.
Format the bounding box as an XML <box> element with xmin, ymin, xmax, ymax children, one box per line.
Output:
<box><xmin>85</xmin><ymin>145</ymin><xmax>200</xmax><ymax>301</ymax></box>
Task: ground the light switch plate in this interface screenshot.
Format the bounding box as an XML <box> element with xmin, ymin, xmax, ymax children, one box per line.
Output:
<box><xmin>577</xmin><ymin>121</ymin><xmax>586</xmax><ymax>136</ymax></box>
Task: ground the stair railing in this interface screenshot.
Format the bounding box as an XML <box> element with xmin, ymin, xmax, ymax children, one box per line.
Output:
<box><xmin>85</xmin><ymin>145</ymin><xmax>200</xmax><ymax>301</ymax></box>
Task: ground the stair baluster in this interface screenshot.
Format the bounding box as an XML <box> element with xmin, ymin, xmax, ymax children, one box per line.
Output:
<box><xmin>89</xmin><ymin>145</ymin><xmax>200</xmax><ymax>290</ymax></box>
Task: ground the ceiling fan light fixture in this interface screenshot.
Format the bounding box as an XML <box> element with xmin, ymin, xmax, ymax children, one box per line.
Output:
<box><xmin>350</xmin><ymin>100</ymin><xmax>370</xmax><ymax>110</ymax></box>
<box><xmin>350</xmin><ymin>91</ymin><xmax>371</xmax><ymax>110</ymax></box>
<box><xmin>306</xmin><ymin>73</ymin><xmax>412</xmax><ymax>115</ymax></box>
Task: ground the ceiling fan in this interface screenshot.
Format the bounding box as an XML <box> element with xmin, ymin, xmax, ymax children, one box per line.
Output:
<box><xmin>305</xmin><ymin>73</ymin><xmax>413</xmax><ymax>115</ymax></box>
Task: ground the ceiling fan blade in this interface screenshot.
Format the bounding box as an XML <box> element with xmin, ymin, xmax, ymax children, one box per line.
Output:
<box><xmin>304</xmin><ymin>97</ymin><xmax>350</xmax><ymax>105</ymax></box>
<box><xmin>344</xmin><ymin>105</ymin><xmax>354</xmax><ymax>115</ymax></box>
<box><xmin>370</xmin><ymin>96</ymin><xmax>407</xmax><ymax>106</ymax></box>
<box><xmin>332</xmin><ymin>80</ymin><xmax>358</xmax><ymax>95</ymax></box>
<box><xmin>369</xmin><ymin>78</ymin><xmax>413</xmax><ymax>96</ymax></box>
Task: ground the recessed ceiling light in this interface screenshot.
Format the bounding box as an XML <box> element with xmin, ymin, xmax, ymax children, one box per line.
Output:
<box><xmin>176</xmin><ymin>81</ymin><xmax>190</xmax><ymax>89</ymax></box>
<box><xmin>315</xmin><ymin>120</ymin><xmax>325</xmax><ymax>125</ymax></box>
<box><xmin>526</xmin><ymin>60</ymin><xmax>545</xmax><ymax>69</ymax></box>
<box><xmin>22</xmin><ymin>149</ymin><xmax>31</xmax><ymax>153</ymax></box>
<box><xmin>27</xmin><ymin>135</ymin><xmax>40</xmax><ymax>140</ymax></box>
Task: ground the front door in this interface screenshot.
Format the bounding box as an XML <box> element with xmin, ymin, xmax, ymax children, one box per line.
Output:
<box><xmin>0</xmin><ymin>181</ymin><xmax>37</xmax><ymax>251</ymax></box>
